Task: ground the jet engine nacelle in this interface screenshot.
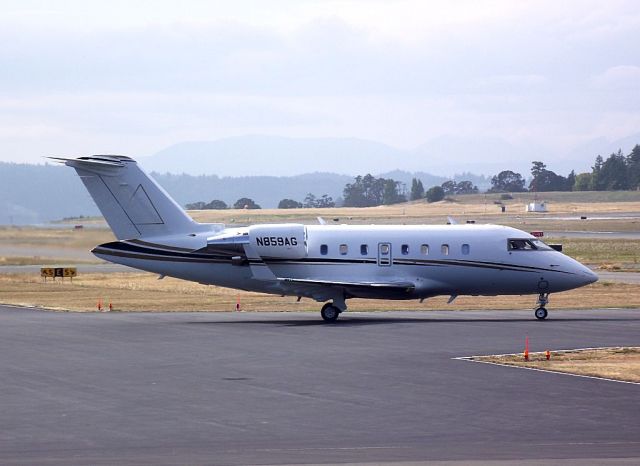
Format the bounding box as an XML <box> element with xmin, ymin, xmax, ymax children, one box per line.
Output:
<box><xmin>249</xmin><ymin>224</ymin><xmax>307</xmax><ymax>259</ymax></box>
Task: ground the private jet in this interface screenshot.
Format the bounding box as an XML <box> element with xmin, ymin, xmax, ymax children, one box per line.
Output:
<box><xmin>51</xmin><ymin>155</ymin><xmax>598</xmax><ymax>322</ymax></box>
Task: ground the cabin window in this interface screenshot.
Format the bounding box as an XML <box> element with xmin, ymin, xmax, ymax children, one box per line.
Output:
<box><xmin>401</xmin><ymin>244</ymin><xmax>409</xmax><ymax>255</ymax></box>
<box><xmin>360</xmin><ymin>244</ymin><xmax>368</xmax><ymax>255</ymax></box>
<box><xmin>339</xmin><ymin>244</ymin><xmax>348</xmax><ymax>255</ymax></box>
<box><xmin>441</xmin><ymin>244</ymin><xmax>449</xmax><ymax>255</ymax></box>
<box><xmin>320</xmin><ymin>244</ymin><xmax>328</xmax><ymax>255</ymax></box>
<box><xmin>421</xmin><ymin>244</ymin><xmax>429</xmax><ymax>255</ymax></box>
<box><xmin>461</xmin><ymin>244</ymin><xmax>470</xmax><ymax>255</ymax></box>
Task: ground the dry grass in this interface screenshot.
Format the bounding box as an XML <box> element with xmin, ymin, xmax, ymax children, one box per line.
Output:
<box><xmin>0</xmin><ymin>256</ymin><xmax>98</xmax><ymax>266</ymax></box>
<box><xmin>548</xmin><ymin>237</ymin><xmax>640</xmax><ymax>270</ymax></box>
<box><xmin>0</xmin><ymin>272</ymin><xmax>638</xmax><ymax>313</ymax></box>
<box><xmin>0</xmin><ymin>226</ymin><xmax>114</xmax><ymax>249</ymax></box>
<box><xmin>188</xmin><ymin>199</ymin><xmax>640</xmax><ymax>225</ymax></box>
<box><xmin>474</xmin><ymin>347</ymin><xmax>640</xmax><ymax>383</ymax></box>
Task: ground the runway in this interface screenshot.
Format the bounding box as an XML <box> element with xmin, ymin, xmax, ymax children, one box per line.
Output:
<box><xmin>1</xmin><ymin>306</ymin><xmax>639</xmax><ymax>465</ymax></box>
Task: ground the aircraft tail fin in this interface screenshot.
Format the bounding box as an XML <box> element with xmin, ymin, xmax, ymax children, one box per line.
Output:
<box><xmin>50</xmin><ymin>155</ymin><xmax>203</xmax><ymax>240</ymax></box>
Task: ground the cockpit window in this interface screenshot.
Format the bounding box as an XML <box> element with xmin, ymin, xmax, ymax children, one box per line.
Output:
<box><xmin>531</xmin><ymin>239</ymin><xmax>554</xmax><ymax>251</ymax></box>
<box><xmin>508</xmin><ymin>239</ymin><xmax>536</xmax><ymax>250</ymax></box>
<box><xmin>508</xmin><ymin>239</ymin><xmax>554</xmax><ymax>251</ymax></box>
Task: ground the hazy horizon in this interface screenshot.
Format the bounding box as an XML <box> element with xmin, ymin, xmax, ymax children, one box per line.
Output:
<box><xmin>1</xmin><ymin>0</ymin><xmax>639</xmax><ymax>172</ymax></box>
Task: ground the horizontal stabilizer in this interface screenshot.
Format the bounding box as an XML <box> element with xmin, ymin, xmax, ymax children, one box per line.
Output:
<box><xmin>48</xmin><ymin>156</ymin><xmax>126</xmax><ymax>167</ymax></box>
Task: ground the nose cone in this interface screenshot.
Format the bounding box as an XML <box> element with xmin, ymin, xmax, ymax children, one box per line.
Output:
<box><xmin>559</xmin><ymin>258</ymin><xmax>598</xmax><ymax>290</ymax></box>
<box><xmin>580</xmin><ymin>267</ymin><xmax>599</xmax><ymax>286</ymax></box>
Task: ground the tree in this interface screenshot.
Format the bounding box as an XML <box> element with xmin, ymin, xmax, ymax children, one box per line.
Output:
<box><xmin>303</xmin><ymin>193</ymin><xmax>317</xmax><ymax>208</ymax></box>
<box><xmin>383</xmin><ymin>179</ymin><xmax>405</xmax><ymax>205</ymax></box>
<box><xmin>599</xmin><ymin>150</ymin><xmax>629</xmax><ymax>190</ymax></box>
<box><xmin>185</xmin><ymin>201</ymin><xmax>207</xmax><ymax>210</ymax></box>
<box><xmin>590</xmin><ymin>155</ymin><xmax>604</xmax><ymax>190</ymax></box>
<box><xmin>302</xmin><ymin>193</ymin><xmax>335</xmax><ymax>208</ymax></box>
<box><xmin>205</xmin><ymin>199</ymin><xmax>227</xmax><ymax>209</ymax></box>
<box><xmin>573</xmin><ymin>173</ymin><xmax>592</xmax><ymax>191</ymax></box>
<box><xmin>410</xmin><ymin>178</ymin><xmax>425</xmax><ymax>200</ymax></box>
<box><xmin>489</xmin><ymin>170</ymin><xmax>527</xmax><ymax>192</ymax></box>
<box><xmin>425</xmin><ymin>186</ymin><xmax>445</xmax><ymax>202</ymax></box>
<box><xmin>278</xmin><ymin>198</ymin><xmax>302</xmax><ymax>209</ymax></box>
<box><xmin>185</xmin><ymin>200</ymin><xmax>227</xmax><ymax>209</ymax></box>
<box><xmin>565</xmin><ymin>170</ymin><xmax>576</xmax><ymax>191</ymax></box>
<box><xmin>441</xmin><ymin>180</ymin><xmax>457</xmax><ymax>195</ymax></box>
<box><xmin>627</xmin><ymin>145</ymin><xmax>640</xmax><ymax>189</ymax></box>
<box><xmin>528</xmin><ymin>161</ymin><xmax>569</xmax><ymax>192</ymax></box>
<box><xmin>315</xmin><ymin>194</ymin><xmax>335</xmax><ymax>208</ymax></box>
<box><xmin>455</xmin><ymin>180</ymin><xmax>479</xmax><ymax>194</ymax></box>
<box><xmin>233</xmin><ymin>197</ymin><xmax>261</xmax><ymax>209</ymax></box>
<box><xmin>343</xmin><ymin>174</ymin><xmax>400</xmax><ymax>207</ymax></box>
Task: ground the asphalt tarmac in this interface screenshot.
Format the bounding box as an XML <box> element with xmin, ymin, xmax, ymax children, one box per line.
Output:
<box><xmin>1</xmin><ymin>306</ymin><xmax>639</xmax><ymax>465</ymax></box>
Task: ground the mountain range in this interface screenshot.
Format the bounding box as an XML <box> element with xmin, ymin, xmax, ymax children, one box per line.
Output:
<box><xmin>140</xmin><ymin>133</ymin><xmax>640</xmax><ymax>177</ymax></box>
<box><xmin>0</xmin><ymin>164</ymin><xmax>453</xmax><ymax>225</ymax></box>
<box><xmin>1</xmin><ymin>132</ymin><xmax>637</xmax><ymax>225</ymax></box>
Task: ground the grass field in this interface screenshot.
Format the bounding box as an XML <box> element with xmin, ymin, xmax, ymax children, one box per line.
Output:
<box><xmin>53</xmin><ymin>190</ymin><xmax>640</xmax><ymax>227</ymax></box>
<box><xmin>1</xmin><ymin>271</ymin><xmax>638</xmax><ymax>313</ymax></box>
<box><xmin>0</xmin><ymin>226</ymin><xmax>112</xmax><ymax>264</ymax></box>
<box><xmin>187</xmin><ymin>200</ymin><xmax>640</xmax><ymax>225</ymax></box>
<box><xmin>473</xmin><ymin>347</ymin><xmax>640</xmax><ymax>383</ymax></box>
<box><xmin>548</xmin><ymin>237</ymin><xmax>640</xmax><ymax>270</ymax></box>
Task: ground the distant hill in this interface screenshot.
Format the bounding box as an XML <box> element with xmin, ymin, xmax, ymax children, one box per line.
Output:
<box><xmin>3</xmin><ymin>130</ymin><xmax>635</xmax><ymax>224</ymax></box>
<box><xmin>564</xmin><ymin>132</ymin><xmax>640</xmax><ymax>173</ymax></box>
<box><xmin>152</xmin><ymin>171</ymin><xmax>353</xmax><ymax>211</ymax></box>
<box><xmin>412</xmin><ymin>135</ymin><xmax>556</xmax><ymax>176</ymax></box>
<box><xmin>0</xmin><ymin>162</ymin><xmax>452</xmax><ymax>224</ymax></box>
<box><xmin>142</xmin><ymin>135</ymin><xmax>409</xmax><ymax>177</ymax></box>
<box><xmin>379</xmin><ymin>170</ymin><xmax>491</xmax><ymax>191</ymax></box>
<box><xmin>141</xmin><ymin>133</ymin><xmax>640</xmax><ymax>178</ymax></box>
<box><xmin>0</xmin><ymin>163</ymin><xmax>98</xmax><ymax>225</ymax></box>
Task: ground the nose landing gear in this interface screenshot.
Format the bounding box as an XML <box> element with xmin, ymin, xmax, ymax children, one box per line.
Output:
<box><xmin>535</xmin><ymin>293</ymin><xmax>549</xmax><ymax>320</ymax></box>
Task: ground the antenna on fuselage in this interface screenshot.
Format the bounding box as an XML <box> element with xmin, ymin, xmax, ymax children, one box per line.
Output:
<box><xmin>447</xmin><ymin>216</ymin><xmax>458</xmax><ymax>225</ymax></box>
<box><xmin>317</xmin><ymin>217</ymin><xmax>327</xmax><ymax>225</ymax></box>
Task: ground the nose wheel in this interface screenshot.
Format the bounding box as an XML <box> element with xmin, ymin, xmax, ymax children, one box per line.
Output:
<box><xmin>535</xmin><ymin>307</ymin><xmax>548</xmax><ymax>320</ymax></box>
<box><xmin>534</xmin><ymin>293</ymin><xmax>549</xmax><ymax>320</ymax></box>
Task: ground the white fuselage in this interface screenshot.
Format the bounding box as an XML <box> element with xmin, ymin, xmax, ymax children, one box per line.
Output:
<box><xmin>92</xmin><ymin>223</ymin><xmax>597</xmax><ymax>302</ymax></box>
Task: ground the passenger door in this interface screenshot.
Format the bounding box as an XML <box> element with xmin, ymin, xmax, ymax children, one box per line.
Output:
<box><xmin>377</xmin><ymin>242</ymin><xmax>392</xmax><ymax>266</ymax></box>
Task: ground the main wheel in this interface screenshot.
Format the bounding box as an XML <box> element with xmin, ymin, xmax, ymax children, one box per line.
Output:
<box><xmin>535</xmin><ymin>307</ymin><xmax>548</xmax><ymax>320</ymax></box>
<box><xmin>321</xmin><ymin>303</ymin><xmax>340</xmax><ymax>322</ymax></box>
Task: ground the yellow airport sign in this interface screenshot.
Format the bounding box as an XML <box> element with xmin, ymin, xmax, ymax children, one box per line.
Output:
<box><xmin>41</xmin><ymin>267</ymin><xmax>77</xmax><ymax>281</ymax></box>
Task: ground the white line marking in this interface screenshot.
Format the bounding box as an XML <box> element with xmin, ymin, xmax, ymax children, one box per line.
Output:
<box><xmin>453</xmin><ymin>346</ymin><xmax>640</xmax><ymax>386</ymax></box>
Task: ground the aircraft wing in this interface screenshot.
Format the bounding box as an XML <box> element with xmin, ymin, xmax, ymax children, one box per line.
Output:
<box><xmin>278</xmin><ymin>277</ymin><xmax>415</xmax><ymax>295</ymax></box>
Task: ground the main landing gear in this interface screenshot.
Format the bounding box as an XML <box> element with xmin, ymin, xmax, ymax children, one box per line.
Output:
<box><xmin>535</xmin><ymin>293</ymin><xmax>549</xmax><ymax>320</ymax></box>
<box><xmin>320</xmin><ymin>303</ymin><xmax>341</xmax><ymax>322</ymax></box>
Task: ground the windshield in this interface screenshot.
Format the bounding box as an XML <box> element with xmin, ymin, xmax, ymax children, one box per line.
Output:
<box><xmin>508</xmin><ymin>238</ymin><xmax>554</xmax><ymax>251</ymax></box>
<box><xmin>531</xmin><ymin>239</ymin><xmax>554</xmax><ymax>250</ymax></box>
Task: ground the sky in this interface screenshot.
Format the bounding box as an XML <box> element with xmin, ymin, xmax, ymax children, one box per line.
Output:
<box><xmin>1</xmin><ymin>0</ymin><xmax>639</xmax><ymax>168</ymax></box>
